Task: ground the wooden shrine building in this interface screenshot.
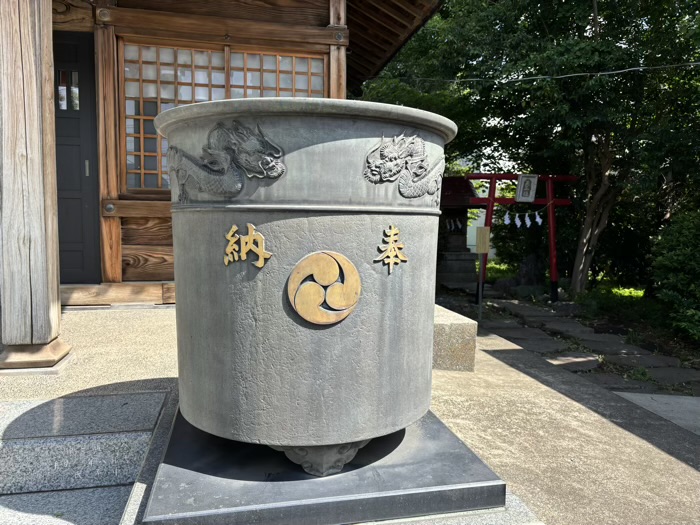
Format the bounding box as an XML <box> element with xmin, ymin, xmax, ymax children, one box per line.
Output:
<box><xmin>0</xmin><ymin>0</ymin><xmax>441</xmax><ymax>367</ymax></box>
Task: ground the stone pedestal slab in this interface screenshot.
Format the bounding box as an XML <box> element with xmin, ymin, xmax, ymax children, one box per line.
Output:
<box><xmin>433</xmin><ymin>305</ymin><xmax>477</xmax><ymax>371</ymax></box>
<box><xmin>0</xmin><ymin>339</ymin><xmax>70</xmax><ymax>369</ymax></box>
<box><xmin>143</xmin><ymin>411</ymin><xmax>505</xmax><ymax>525</ymax></box>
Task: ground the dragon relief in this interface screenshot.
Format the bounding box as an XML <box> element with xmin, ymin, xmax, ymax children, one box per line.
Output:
<box><xmin>363</xmin><ymin>134</ymin><xmax>445</xmax><ymax>206</ymax></box>
<box><xmin>167</xmin><ymin>120</ymin><xmax>286</xmax><ymax>203</ymax></box>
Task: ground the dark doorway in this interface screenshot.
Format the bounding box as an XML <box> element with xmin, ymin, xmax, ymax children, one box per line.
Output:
<box><xmin>53</xmin><ymin>32</ymin><xmax>101</xmax><ymax>284</ymax></box>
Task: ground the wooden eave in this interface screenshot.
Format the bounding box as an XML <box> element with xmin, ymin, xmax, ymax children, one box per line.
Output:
<box><xmin>53</xmin><ymin>0</ymin><xmax>442</xmax><ymax>93</ymax></box>
<box><xmin>346</xmin><ymin>0</ymin><xmax>442</xmax><ymax>91</ymax></box>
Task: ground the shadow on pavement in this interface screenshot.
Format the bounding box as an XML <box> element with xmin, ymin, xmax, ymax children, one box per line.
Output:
<box><xmin>482</xmin><ymin>347</ymin><xmax>700</xmax><ymax>472</ymax></box>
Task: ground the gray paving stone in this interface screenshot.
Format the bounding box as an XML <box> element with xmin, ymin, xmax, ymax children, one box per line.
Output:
<box><xmin>615</xmin><ymin>393</ymin><xmax>700</xmax><ymax>436</ymax></box>
<box><xmin>646</xmin><ymin>367</ymin><xmax>700</xmax><ymax>385</ymax></box>
<box><xmin>0</xmin><ymin>432</ymin><xmax>151</xmax><ymax>494</ymax></box>
<box><xmin>582</xmin><ymin>373</ymin><xmax>662</xmax><ymax>392</ymax></box>
<box><xmin>0</xmin><ymin>486</ymin><xmax>131</xmax><ymax>525</ymax></box>
<box><xmin>546</xmin><ymin>353</ymin><xmax>600</xmax><ymax>372</ymax></box>
<box><xmin>540</xmin><ymin>319</ymin><xmax>595</xmax><ymax>337</ymax></box>
<box><xmin>605</xmin><ymin>354</ymin><xmax>681</xmax><ymax>369</ymax></box>
<box><xmin>518</xmin><ymin>338</ymin><xmax>569</xmax><ymax>355</ymax></box>
<box><xmin>579</xmin><ymin>339</ymin><xmax>652</xmax><ymax>356</ymax></box>
<box><xmin>488</xmin><ymin>327</ymin><xmax>553</xmax><ymax>341</ymax></box>
<box><xmin>576</xmin><ymin>332</ymin><xmax>628</xmax><ymax>344</ymax></box>
<box><xmin>478</xmin><ymin>319</ymin><xmax>522</xmax><ymax>330</ymax></box>
<box><xmin>0</xmin><ymin>392</ymin><xmax>166</xmax><ymax>439</ymax></box>
<box><xmin>489</xmin><ymin>301</ymin><xmax>561</xmax><ymax>320</ymax></box>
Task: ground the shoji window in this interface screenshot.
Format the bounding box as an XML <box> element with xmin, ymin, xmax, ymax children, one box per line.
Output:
<box><xmin>120</xmin><ymin>41</ymin><xmax>327</xmax><ymax>192</ymax></box>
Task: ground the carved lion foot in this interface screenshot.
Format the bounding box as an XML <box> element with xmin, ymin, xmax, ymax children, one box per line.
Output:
<box><xmin>270</xmin><ymin>439</ymin><xmax>371</xmax><ymax>477</ymax></box>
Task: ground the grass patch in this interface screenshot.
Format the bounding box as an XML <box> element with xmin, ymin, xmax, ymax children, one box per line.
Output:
<box><xmin>577</xmin><ymin>284</ymin><xmax>700</xmax><ymax>367</ymax></box>
<box><xmin>483</xmin><ymin>260</ymin><xmax>518</xmax><ymax>284</ymax></box>
<box><xmin>576</xmin><ymin>285</ymin><xmax>662</xmax><ymax>326</ymax></box>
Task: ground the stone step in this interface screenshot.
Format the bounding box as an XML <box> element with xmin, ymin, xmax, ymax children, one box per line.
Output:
<box><xmin>582</xmin><ymin>373</ymin><xmax>663</xmax><ymax>393</ymax></box>
<box><xmin>517</xmin><ymin>338</ymin><xmax>569</xmax><ymax>355</ymax></box>
<box><xmin>580</xmin><ymin>340</ymin><xmax>651</xmax><ymax>356</ymax></box>
<box><xmin>539</xmin><ymin>319</ymin><xmax>595</xmax><ymax>337</ymax></box>
<box><xmin>0</xmin><ymin>432</ymin><xmax>152</xmax><ymax>494</ymax></box>
<box><xmin>605</xmin><ymin>354</ymin><xmax>681</xmax><ymax>368</ymax></box>
<box><xmin>0</xmin><ymin>486</ymin><xmax>131</xmax><ymax>525</ymax></box>
<box><xmin>489</xmin><ymin>300</ymin><xmax>561</xmax><ymax>321</ymax></box>
<box><xmin>0</xmin><ymin>392</ymin><xmax>165</xmax><ymax>495</ymax></box>
<box><xmin>546</xmin><ymin>353</ymin><xmax>600</xmax><ymax>372</ymax></box>
<box><xmin>0</xmin><ymin>392</ymin><xmax>165</xmax><ymax>439</ymax></box>
<box><xmin>646</xmin><ymin>367</ymin><xmax>700</xmax><ymax>385</ymax></box>
<box><xmin>488</xmin><ymin>327</ymin><xmax>553</xmax><ymax>341</ymax></box>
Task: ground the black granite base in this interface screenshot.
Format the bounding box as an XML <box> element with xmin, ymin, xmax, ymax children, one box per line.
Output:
<box><xmin>143</xmin><ymin>411</ymin><xmax>506</xmax><ymax>525</ymax></box>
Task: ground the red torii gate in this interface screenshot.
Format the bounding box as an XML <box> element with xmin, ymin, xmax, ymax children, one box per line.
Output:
<box><xmin>465</xmin><ymin>174</ymin><xmax>577</xmax><ymax>302</ymax></box>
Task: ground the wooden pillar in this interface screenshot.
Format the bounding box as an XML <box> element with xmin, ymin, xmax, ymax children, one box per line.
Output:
<box><xmin>0</xmin><ymin>0</ymin><xmax>71</xmax><ymax>367</ymax></box>
<box><xmin>546</xmin><ymin>177</ymin><xmax>559</xmax><ymax>302</ymax></box>
<box><xmin>329</xmin><ymin>0</ymin><xmax>347</xmax><ymax>99</ymax></box>
<box><xmin>96</xmin><ymin>26</ymin><xmax>122</xmax><ymax>282</ymax></box>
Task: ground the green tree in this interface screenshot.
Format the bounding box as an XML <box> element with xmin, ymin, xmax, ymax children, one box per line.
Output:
<box><xmin>362</xmin><ymin>0</ymin><xmax>700</xmax><ymax>294</ymax></box>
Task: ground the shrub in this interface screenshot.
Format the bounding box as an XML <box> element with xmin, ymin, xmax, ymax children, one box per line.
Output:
<box><xmin>483</xmin><ymin>260</ymin><xmax>518</xmax><ymax>283</ymax></box>
<box><xmin>653</xmin><ymin>211</ymin><xmax>700</xmax><ymax>342</ymax></box>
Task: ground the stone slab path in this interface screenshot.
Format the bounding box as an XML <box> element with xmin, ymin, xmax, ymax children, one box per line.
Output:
<box><xmin>488</xmin><ymin>299</ymin><xmax>700</xmax><ymax>393</ymax></box>
<box><xmin>615</xmin><ymin>392</ymin><xmax>700</xmax><ymax>435</ymax></box>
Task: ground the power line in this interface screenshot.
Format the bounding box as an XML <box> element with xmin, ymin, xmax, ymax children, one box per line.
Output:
<box><xmin>369</xmin><ymin>61</ymin><xmax>700</xmax><ymax>85</ymax></box>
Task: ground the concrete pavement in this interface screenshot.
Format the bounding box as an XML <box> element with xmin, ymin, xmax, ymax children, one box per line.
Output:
<box><xmin>0</xmin><ymin>307</ymin><xmax>699</xmax><ymax>525</ymax></box>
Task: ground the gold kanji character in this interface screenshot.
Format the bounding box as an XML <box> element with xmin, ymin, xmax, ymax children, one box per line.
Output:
<box><xmin>374</xmin><ymin>225</ymin><xmax>407</xmax><ymax>274</ymax></box>
<box><xmin>224</xmin><ymin>225</ymin><xmax>240</xmax><ymax>266</ymax></box>
<box><xmin>239</xmin><ymin>223</ymin><xmax>272</xmax><ymax>268</ymax></box>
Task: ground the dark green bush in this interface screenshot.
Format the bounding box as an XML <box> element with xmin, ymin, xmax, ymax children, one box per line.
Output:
<box><xmin>653</xmin><ymin>211</ymin><xmax>700</xmax><ymax>342</ymax></box>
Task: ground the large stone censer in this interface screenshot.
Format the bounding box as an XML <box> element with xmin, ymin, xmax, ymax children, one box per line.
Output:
<box><xmin>154</xmin><ymin>99</ymin><xmax>457</xmax><ymax>476</ymax></box>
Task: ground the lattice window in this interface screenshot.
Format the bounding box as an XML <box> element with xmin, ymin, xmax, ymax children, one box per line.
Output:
<box><xmin>120</xmin><ymin>41</ymin><xmax>327</xmax><ymax>192</ymax></box>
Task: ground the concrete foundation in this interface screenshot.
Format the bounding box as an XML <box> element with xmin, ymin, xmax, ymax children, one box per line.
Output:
<box><xmin>433</xmin><ymin>305</ymin><xmax>477</xmax><ymax>371</ymax></box>
<box><xmin>143</xmin><ymin>411</ymin><xmax>505</xmax><ymax>525</ymax></box>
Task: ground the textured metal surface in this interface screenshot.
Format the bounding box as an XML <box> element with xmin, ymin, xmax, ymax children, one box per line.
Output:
<box><xmin>174</xmin><ymin>211</ymin><xmax>437</xmax><ymax>445</ymax></box>
<box><xmin>143</xmin><ymin>411</ymin><xmax>505</xmax><ymax>525</ymax></box>
<box><xmin>158</xmin><ymin>99</ymin><xmax>456</xmax><ymax>447</ymax></box>
<box><xmin>155</xmin><ymin>99</ymin><xmax>452</xmax><ymax>208</ymax></box>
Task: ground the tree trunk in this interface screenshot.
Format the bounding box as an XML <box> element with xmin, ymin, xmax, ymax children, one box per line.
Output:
<box><xmin>570</xmin><ymin>131</ymin><xmax>619</xmax><ymax>295</ymax></box>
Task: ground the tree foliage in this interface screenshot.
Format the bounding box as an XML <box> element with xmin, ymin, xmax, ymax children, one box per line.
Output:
<box><xmin>653</xmin><ymin>211</ymin><xmax>700</xmax><ymax>341</ymax></box>
<box><xmin>362</xmin><ymin>0</ymin><xmax>700</xmax><ymax>293</ymax></box>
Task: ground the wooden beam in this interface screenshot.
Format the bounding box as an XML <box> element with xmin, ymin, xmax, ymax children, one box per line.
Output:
<box><xmin>122</xmin><ymin>245</ymin><xmax>174</xmax><ymax>281</ymax></box>
<box><xmin>102</xmin><ymin>199</ymin><xmax>171</xmax><ymax>218</ymax></box>
<box><xmin>468</xmin><ymin>198</ymin><xmax>573</xmax><ymax>206</ymax></box>
<box><xmin>162</xmin><ymin>282</ymin><xmax>176</xmax><ymax>304</ymax></box>
<box><xmin>464</xmin><ymin>174</ymin><xmax>578</xmax><ymax>181</ymax></box>
<box><xmin>116</xmin><ymin>0</ymin><xmax>329</xmax><ymax>28</ymax></box>
<box><xmin>329</xmin><ymin>0</ymin><xmax>347</xmax><ymax>99</ymax></box>
<box><xmin>122</xmin><ymin>217</ymin><xmax>173</xmax><ymax>246</ymax></box>
<box><xmin>96</xmin><ymin>6</ymin><xmax>348</xmax><ymax>47</ymax></box>
<box><xmin>52</xmin><ymin>0</ymin><xmax>94</xmax><ymax>32</ymax></box>
<box><xmin>0</xmin><ymin>0</ymin><xmax>61</xmax><ymax>345</ymax></box>
<box><xmin>96</xmin><ymin>26</ymin><xmax>122</xmax><ymax>283</ymax></box>
<box><xmin>61</xmin><ymin>283</ymin><xmax>165</xmax><ymax>305</ymax></box>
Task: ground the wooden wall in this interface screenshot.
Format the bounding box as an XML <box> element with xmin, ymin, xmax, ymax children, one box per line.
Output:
<box><xmin>53</xmin><ymin>0</ymin><xmax>347</xmax><ymax>287</ymax></box>
<box><xmin>116</xmin><ymin>0</ymin><xmax>331</xmax><ymax>28</ymax></box>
